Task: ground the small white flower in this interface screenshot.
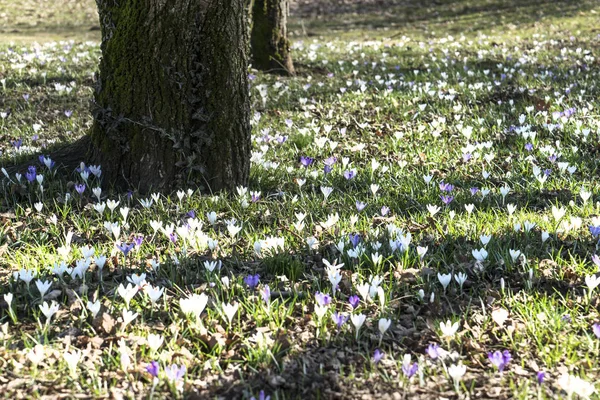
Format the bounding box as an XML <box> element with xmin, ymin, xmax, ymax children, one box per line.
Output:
<box><xmin>147</xmin><ymin>333</ymin><xmax>164</xmax><ymax>352</ymax></box>
<box><xmin>509</xmin><ymin>249</ymin><xmax>522</xmax><ymax>263</ymax></box>
<box><xmin>437</xmin><ymin>273</ymin><xmax>452</xmax><ymax>291</ymax></box>
<box><xmin>580</xmin><ymin>188</ymin><xmax>592</xmax><ymax>204</ymax></box>
<box><xmin>95</xmin><ymin>255</ymin><xmax>107</xmax><ymax>271</ymax></box>
<box><xmin>321</xmin><ymin>186</ymin><xmax>334</xmax><ymax>200</ymax></box>
<box><xmin>117</xmin><ymin>283</ymin><xmax>138</xmax><ymax>308</ymax></box>
<box><xmin>491</xmin><ymin>308</ymin><xmax>509</xmax><ymax>327</ymax></box>
<box><xmin>448</xmin><ymin>363</ymin><xmax>467</xmax><ymax>386</ymax></box>
<box><xmin>39</xmin><ymin>301</ymin><xmax>60</xmax><ymax>322</ymax></box>
<box><xmin>35</xmin><ymin>279</ymin><xmax>52</xmax><ymax>299</ymax></box>
<box><xmin>19</xmin><ymin>269</ymin><xmax>36</xmax><ymax>285</ymax></box>
<box><xmin>145</xmin><ymin>285</ymin><xmax>164</xmax><ymax>304</ymax></box>
<box><xmin>552</xmin><ymin>205</ymin><xmax>566</xmax><ymax>221</ymax></box>
<box><xmin>34</xmin><ymin>202</ymin><xmax>43</xmax><ymax>212</ymax></box>
<box><xmin>585</xmin><ymin>274</ymin><xmax>600</xmax><ymax>293</ymax></box>
<box><xmin>506</xmin><ymin>203</ymin><xmax>517</xmax><ymax>215</ymax></box>
<box><xmin>222</xmin><ymin>302</ymin><xmax>239</xmax><ymax>325</ymax></box>
<box><xmin>63</xmin><ymin>349</ymin><xmax>81</xmax><ymax>378</ymax></box>
<box><xmin>86</xmin><ymin>300</ymin><xmax>101</xmax><ymax>318</ymax></box>
<box><xmin>541</xmin><ymin>231</ymin><xmax>550</xmax><ymax>242</ymax></box>
<box><xmin>426</xmin><ymin>204</ymin><xmax>441</xmax><ymax>217</ymax></box>
<box><xmin>454</xmin><ymin>272</ymin><xmax>467</xmax><ymax>290</ymax></box>
<box><xmin>479</xmin><ymin>235</ymin><xmax>492</xmax><ymax>246</ymax></box>
<box><xmin>439</xmin><ymin>320</ymin><xmax>460</xmax><ymax>338</ymax></box>
<box><xmin>121</xmin><ymin>309</ymin><xmax>138</xmax><ymax>329</ymax></box>
<box><xmin>4</xmin><ymin>292</ymin><xmax>13</xmax><ymax>308</ymax></box>
<box><xmin>378</xmin><ymin>318</ymin><xmax>391</xmax><ymax>335</ymax></box>
<box><xmin>106</xmin><ymin>199</ymin><xmax>120</xmax><ymax>212</ymax></box>
<box><xmin>180</xmin><ymin>293</ymin><xmax>209</xmax><ymax>321</ymax></box>
<box><xmin>557</xmin><ymin>373</ymin><xmax>595</xmax><ymax>399</ymax></box>
<box><xmin>472</xmin><ymin>248</ymin><xmax>488</xmax><ymax>262</ymax></box>
<box><xmin>416</xmin><ymin>246</ymin><xmax>428</xmax><ymax>260</ymax></box>
<box><xmin>351</xmin><ymin>313</ymin><xmax>366</xmax><ymax>340</ymax></box>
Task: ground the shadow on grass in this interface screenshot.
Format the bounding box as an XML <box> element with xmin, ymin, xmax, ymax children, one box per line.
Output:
<box><xmin>290</xmin><ymin>0</ymin><xmax>598</xmax><ymax>36</ymax></box>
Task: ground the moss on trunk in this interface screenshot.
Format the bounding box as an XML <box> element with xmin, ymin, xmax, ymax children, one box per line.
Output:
<box><xmin>250</xmin><ymin>0</ymin><xmax>294</xmax><ymax>75</ymax></box>
<box><xmin>90</xmin><ymin>0</ymin><xmax>251</xmax><ymax>193</ymax></box>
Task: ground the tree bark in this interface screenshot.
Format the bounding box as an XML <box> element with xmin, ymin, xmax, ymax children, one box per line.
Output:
<box><xmin>90</xmin><ymin>0</ymin><xmax>251</xmax><ymax>193</ymax></box>
<box><xmin>250</xmin><ymin>0</ymin><xmax>295</xmax><ymax>75</ymax></box>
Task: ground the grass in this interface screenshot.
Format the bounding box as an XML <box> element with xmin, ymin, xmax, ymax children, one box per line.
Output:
<box><xmin>1</xmin><ymin>0</ymin><xmax>600</xmax><ymax>398</ymax></box>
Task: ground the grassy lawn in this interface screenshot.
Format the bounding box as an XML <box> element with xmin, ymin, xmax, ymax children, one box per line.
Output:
<box><xmin>1</xmin><ymin>0</ymin><xmax>600</xmax><ymax>398</ymax></box>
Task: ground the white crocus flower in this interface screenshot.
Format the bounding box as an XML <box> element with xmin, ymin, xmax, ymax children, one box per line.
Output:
<box><xmin>180</xmin><ymin>293</ymin><xmax>209</xmax><ymax>322</ymax></box>
<box><xmin>222</xmin><ymin>302</ymin><xmax>239</xmax><ymax>326</ymax></box>
<box><xmin>351</xmin><ymin>313</ymin><xmax>366</xmax><ymax>340</ymax></box>
<box><xmin>437</xmin><ymin>273</ymin><xmax>452</xmax><ymax>291</ymax></box>
<box><xmin>439</xmin><ymin>320</ymin><xmax>460</xmax><ymax>338</ymax></box>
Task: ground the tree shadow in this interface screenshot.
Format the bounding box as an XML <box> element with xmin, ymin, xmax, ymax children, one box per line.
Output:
<box><xmin>290</xmin><ymin>0</ymin><xmax>597</xmax><ymax>36</ymax></box>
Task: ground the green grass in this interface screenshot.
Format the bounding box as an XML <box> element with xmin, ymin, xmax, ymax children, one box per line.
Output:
<box><xmin>1</xmin><ymin>0</ymin><xmax>600</xmax><ymax>398</ymax></box>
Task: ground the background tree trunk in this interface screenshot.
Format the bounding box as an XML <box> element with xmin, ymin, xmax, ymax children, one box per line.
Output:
<box><xmin>91</xmin><ymin>0</ymin><xmax>251</xmax><ymax>193</ymax></box>
<box><xmin>250</xmin><ymin>0</ymin><xmax>295</xmax><ymax>75</ymax></box>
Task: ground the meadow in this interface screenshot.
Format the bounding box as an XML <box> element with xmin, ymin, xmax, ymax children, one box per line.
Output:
<box><xmin>1</xmin><ymin>0</ymin><xmax>600</xmax><ymax>398</ymax></box>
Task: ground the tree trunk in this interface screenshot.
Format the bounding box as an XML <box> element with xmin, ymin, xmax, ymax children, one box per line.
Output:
<box><xmin>90</xmin><ymin>0</ymin><xmax>251</xmax><ymax>193</ymax></box>
<box><xmin>250</xmin><ymin>0</ymin><xmax>295</xmax><ymax>75</ymax></box>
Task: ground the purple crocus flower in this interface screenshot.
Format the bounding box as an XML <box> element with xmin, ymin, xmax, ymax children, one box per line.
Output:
<box><xmin>165</xmin><ymin>364</ymin><xmax>186</xmax><ymax>382</ymax></box>
<box><xmin>75</xmin><ymin>183</ymin><xmax>86</xmax><ymax>194</ymax></box>
<box><xmin>590</xmin><ymin>226</ymin><xmax>600</xmax><ymax>238</ymax></box>
<box><xmin>380</xmin><ymin>206</ymin><xmax>390</xmax><ymax>216</ymax></box>
<box><xmin>169</xmin><ymin>232</ymin><xmax>178</xmax><ymax>243</ymax></box>
<box><xmin>439</xmin><ymin>181</ymin><xmax>454</xmax><ymax>192</ymax></box>
<box><xmin>593</xmin><ymin>323</ymin><xmax>600</xmax><ymax>339</ymax></box>
<box><xmin>440</xmin><ymin>195</ymin><xmax>454</xmax><ymax>205</ymax></box>
<box><xmin>470</xmin><ymin>187</ymin><xmax>479</xmax><ymax>196</ymax></box>
<box><xmin>548</xmin><ymin>154</ymin><xmax>557</xmax><ymax>163</ymax></box>
<box><xmin>592</xmin><ymin>254</ymin><xmax>600</xmax><ymax>268</ymax></box>
<box><xmin>118</xmin><ymin>242</ymin><xmax>135</xmax><ymax>257</ymax></box>
<box><xmin>146</xmin><ymin>361</ymin><xmax>159</xmax><ymax>378</ymax></box>
<box><xmin>251</xmin><ymin>192</ymin><xmax>261</xmax><ymax>202</ymax></box>
<box><xmin>11</xmin><ymin>138</ymin><xmax>22</xmax><ymax>149</ymax></box>
<box><xmin>250</xmin><ymin>390</ymin><xmax>270</xmax><ymax>400</ymax></box>
<box><xmin>356</xmin><ymin>201</ymin><xmax>366</xmax><ymax>212</ymax></box>
<box><xmin>25</xmin><ymin>166</ymin><xmax>37</xmax><ymax>183</ymax></box>
<box><xmin>402</xmin><ymin>361</ymin><xmax>418</xmax><ymax>378</ymax></box>
<box><xmin>133</xmin><ymin>235</ymin><xmax>144</xmax><ymax>247</ymax></box>
<box><xmin>324</xmin><ymin>156</ymin><xmax>337</xmax><ymax>166</ymax></box>
<box><xmin>373</xmin><ymin>349</ymin><xmax>384</xmax><ymax>364</ymax></box>
<box><xmin>186</xmin><ymin>209</ymin><xmax>196</xmax><ymax>218</ymax></box>
<box><xmin>488</xmin><ymin>350</ymin><xmax>511</xmax><ymax>372</ymax></box>
<box><xmin>537</xmin><ymin>371</ymin><xmax>545</xmax><ymax>384</ymax></box>
<box><xmin>348</xmin><ymin>295</ymin><xmax>360</xmax><ymax>309</ymax></box>
<box><xmin>300</xmin><ymin>156</ymin><xmax>314</xmax><ymax>167</ymax></box>
<box><xmin>23</xmin><ymin>94</ymin><xmax>30</xmax><ymax>102</ymax></box>
<box><xmin>32</xmin><ymin>134</ymin><xmax>39</xmax><ymax>142</ymax></box>
<box><xmin>244</xmin><ymin>274</ymin><xmax>260</xmax><ymax>289</ymax></box>
<box><xmin>348</xmin><ymin>233</ymin><xmax>361</xmax><ymax>248</ymax></box>
<box><xmin>332</xmin><ymin>312</ymin><xmax>347</xmax><ymax>329</ymax></box>
<box><xmin>525</xmin><ymin>143</ymin><xmax>533</xmax><ymax>151</ymax></box>
<box><xmin>324</xmin><ymin>165</ymin><xmax>333</xmax><ymax>174</ymax></box>
<box><xmin>426</xmin><ymin>343</ymin><xmax>442</xmax><ymax>360</ymax></box>
<box><xmin>315</xmin><ymin>292</ymin><xmax>332</xmax><ymax>307</ymax></box>
<box><xmin>64</xmin><ymin>110</ymin><xmax>73</xmax><ymax>118</ymax></box>
<box><xmin>343</xmin><ymin>170</ymin><xmax>356</xmax><ymax>180</ymax></box>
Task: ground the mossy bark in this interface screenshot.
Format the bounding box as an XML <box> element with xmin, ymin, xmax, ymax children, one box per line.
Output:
<box><xmin>250</xmin><ymin>0</ymin><xmax>294</xmax><ymax>75</ymax></box>
<box><xmin>90</xmin><ymin>0</ymin><xmax>251</xmax><ymax>193</ymax></box>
